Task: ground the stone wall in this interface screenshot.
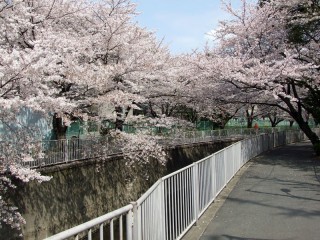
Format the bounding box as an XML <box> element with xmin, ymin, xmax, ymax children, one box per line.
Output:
<box><xmin>3</xmin><ymin>140</ymin><xmax>234</xmax><ymax>239</ymax></box>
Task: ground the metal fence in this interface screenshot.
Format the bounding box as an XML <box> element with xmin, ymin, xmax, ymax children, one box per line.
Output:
<box><xmin>23</xmin><ymin>127</ymin><xmax>289</xmax><ymax>168</ymax></box>
<box><xmin>45</xmin><ymin>129</ymin><xmax>311</xmax><ymax>240</ymax></box>
<box><xmin>23</xmin><ymin>137</ymin><xmax>123</xmax><ymax>168</ymax></box>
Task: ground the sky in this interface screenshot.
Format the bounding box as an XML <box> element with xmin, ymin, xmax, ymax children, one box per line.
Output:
<box><xmin>132</xmin><ymin>0</ymin><xmax>253</xmax><ymax>54</ymax></box>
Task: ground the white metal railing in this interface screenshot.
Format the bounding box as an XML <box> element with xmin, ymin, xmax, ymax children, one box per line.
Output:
<box><xmin>45</xmin><ymin>129</ymin><xmax>310</xmax><ymax>240</ymax></box>
<box><xmin>45</xmin><ymin>204</ymin><xmax>133</xmax><ymax>240</ymax></box>
<box><xmin>22</xmin><ymin>127</ymin><xmax>289</xmax><ymax>168</ymax></box>
<box><xmin>23</xmin><ymin>137</ymin><xmax>119</xmax><ymax>168</ymax></box>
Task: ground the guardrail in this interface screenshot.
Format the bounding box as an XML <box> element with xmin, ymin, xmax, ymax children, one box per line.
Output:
<box><xmin>45</xmin><ymin>129</ymin><xmax>310</xmax><ymax>240</ymax></box>
<box><xmin>22</xmin><ymin>127</ymin><xmax>288</xmax><ymax>168</ymax></box>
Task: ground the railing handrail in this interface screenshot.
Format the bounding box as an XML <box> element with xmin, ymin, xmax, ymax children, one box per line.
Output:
<box><xmin>45</xmin><ymin>204</ymin><xmax>133</xmax><ymax>240</ymax></box>
<box><xmin>161</xmin><ymin>162</ymin><xmax>195</xmax><ymax>180</ymax></box>
<box><xmin>136</xmin><ymin>179</ymin><xmax>162</xmax><ymax>205</ymax></box>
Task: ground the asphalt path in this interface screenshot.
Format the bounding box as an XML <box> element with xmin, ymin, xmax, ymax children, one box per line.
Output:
<box><xmin>198</xmin><ymin>142</ymin><xmax>320</xmax><ymax>240</ymax></box>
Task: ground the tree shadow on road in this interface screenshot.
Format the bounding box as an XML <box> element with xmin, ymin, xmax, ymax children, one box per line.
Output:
<box><xmin>201</xmin><ymin>234</ymin><xmax>290</xmax><ymax>240</ymax></box>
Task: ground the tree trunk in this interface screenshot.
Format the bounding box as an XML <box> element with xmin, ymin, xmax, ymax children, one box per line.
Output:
<box><xmin>289</xmin><ymin>120</ymin><xmax>294</xmax><ymax>127</ymax></box>
<box><xmin>114</xmin><ymin>106</ymin><xmax>131</xmax><ymax>131</ymax></box>
<box><xmin>148</xmin><ymin>101</ymin><xmax>158</xmax><ymax>118</ymax></box>
<box><xmin>283</xmin><ymin>99</ymin><xmax>320</xmax><ymax>155</ymax></box>
<box><xmin>268</xmin><ymin>115</ymin><xmax>283</xmax><ymax>128</ymax></box>
<box><xmin>219</xmin><ymin>116</ymin><xmax>232</xmax><ymax>129</ymax></box>
<box><xmin>268</xmin><ymin>116</ymin><xmax>276</xmax><ymax>128</ymax></box>
<box><xmin>246</xmin><ymin>106</ymin><xmax>255</xmax><ymax>128</ymax></box>
<box><xmin>52</xmin><ymin>113</ymin><xmax>67</xmax><ymax>140</ymax></box>
<box><xmin>297</xmin><ymin>120</ymin><xmax>320</xmax><ymax>155</ymax></box>
<box><xmin>115</xmin><ymin>106</ymin><xmax>124</xmax><ymax>131</ymax></box>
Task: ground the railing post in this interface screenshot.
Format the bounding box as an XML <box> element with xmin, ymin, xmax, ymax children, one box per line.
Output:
<box><xmin>224</xmin><ymin>148</ymin><xmax>227</xmax><ymax>185</ymax></box>
<box><xmin>64</xmin><ymin>140</ymin><xmax>69</xmax><ymax>162</ymax></box>
<box><xmin>131</xmin><ymin>202</ymin><xmax>139</xmax><ymax>240</ymax></box>
<box><xmin>126</xmin><ymin>207</ymin><xmax>133</xmax><ymax>240</ymax></box>
<box><xmin>159</xmin><ymin>179</ymin><xmax>166</xmax><ymax>240</ymax></box>
<box><xmin>192</xmin><ymin>163</ymin><xmax>199</xmax><ymax>225</ymax></box>
<box><xmin>211</xmin><ymin>155</ymin><xmax>216</xmax><ymax>197</ymax></box>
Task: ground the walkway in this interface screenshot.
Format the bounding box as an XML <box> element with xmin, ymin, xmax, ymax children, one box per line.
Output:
<box><xmin>183</xmin><ymin>141</ymin><xmax>320</xmax><ymax>240</ymax></box>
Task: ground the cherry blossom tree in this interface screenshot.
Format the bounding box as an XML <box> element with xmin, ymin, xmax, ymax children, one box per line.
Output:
<box><xmin>0</xmin><ymin>0</ymin><xmax>170</xmax><ymax>138</ymax></box>
<box><xmin>0</xmin><ymin>0</ymin><xmax>172</xmax><ymax>232</ymax></box>
<box><xmin>139</xmin><ymin>54</ymin><xmax>199</xmax><ymax>128</ymax></box>
<box><xmin>93</xmin><ymin>32</ymin><xmax>172</xmax><ymax>131</ymax></box>
<box><xmin>208</xmin><ymin>0</ymin><xmax>320</xmax><ymax>154</ymax></box>
<box><xmin>175</xmin><ymin>51</ymin><xmax>244</xmax><ymax>129</ymax></box>
<box><xmin>0</xmin><ymin>0</ymin><xmax>81</xmax><ymax>231</ymax></box>
<box><xmin>260</xmin><ymin>105</ymin><xmax>295</xmax><ymax>127</ymax></box>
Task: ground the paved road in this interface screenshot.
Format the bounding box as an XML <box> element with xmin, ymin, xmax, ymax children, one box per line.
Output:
<box><xmin>199</xmin><ymin>142</ymin><xmax>320</xmax><ymax>240</ymax></box>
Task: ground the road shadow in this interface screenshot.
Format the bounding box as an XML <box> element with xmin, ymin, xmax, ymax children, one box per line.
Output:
<box><xmin>201</xmin><ymin>235</ymin><xmax>292</xmax><ymax>240</ymax></box>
